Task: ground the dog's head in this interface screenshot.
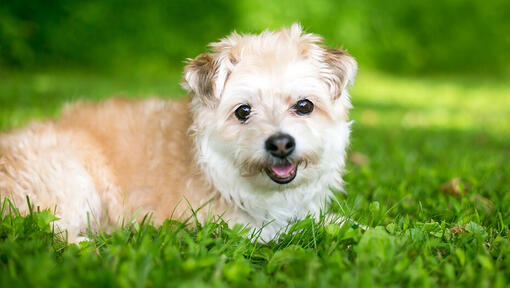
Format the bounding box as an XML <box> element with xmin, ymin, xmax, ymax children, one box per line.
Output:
<box><xmin>183</xmin><ymin>24</ymin><xmax>357</xmax><ymax>191</ymax></box>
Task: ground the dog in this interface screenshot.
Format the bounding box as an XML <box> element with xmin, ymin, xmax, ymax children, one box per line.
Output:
<box><xmin>0</xmin><ymin>24</ymin><xmax>357</xmax><ymax>243</ymax></box>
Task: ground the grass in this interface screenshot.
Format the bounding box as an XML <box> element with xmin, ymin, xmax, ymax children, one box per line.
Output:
<box><xmin>0</xmin><ymin>68</ymin><xmax>509</xmax><ymax>287</ymax></box>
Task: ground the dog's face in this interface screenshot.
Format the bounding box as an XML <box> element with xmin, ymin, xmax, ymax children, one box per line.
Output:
<box><xmin>184</xmin><ymin>24</ymin><xmax>357</xmax><ymax>191</ymax></box>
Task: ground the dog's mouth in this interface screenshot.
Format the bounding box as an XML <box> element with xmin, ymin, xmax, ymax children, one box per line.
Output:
<box><xmin>265</xmin><ymin>162</ymin><xmax>297</xmax><ymax>184</ymax></box>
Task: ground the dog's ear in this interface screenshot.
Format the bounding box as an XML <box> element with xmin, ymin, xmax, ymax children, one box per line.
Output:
<box><xmin>182</xmin><ymin>53</ymin><xmax>222</xmax><ymax>107</ymax></box>
<box><xmin>183</xmin><ymin>53</ymin><xmax>215</xmax><ymax>105</ymax></box>
<box><xmin>287</xmin><ymin>23</ymin><xmax>357</xmax><ymax>100</ymax></box>
<box><xmin>322</xmin><ymin>48</ymin><xmax>358</xmax><ymax>100</ymax></box>
<box><xmin>183</xmin><ymin>35</ymin><xmax>240</xmax><ymax>107</ymax></box>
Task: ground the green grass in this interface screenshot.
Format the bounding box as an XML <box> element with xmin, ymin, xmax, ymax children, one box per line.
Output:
<box><xmin>1</xmin><ymin>69</ymin><xmax>509</xmax><ymax>287</ymax></box>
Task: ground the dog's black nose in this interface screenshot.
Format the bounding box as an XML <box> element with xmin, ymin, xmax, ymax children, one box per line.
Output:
<box><xmin>265</xmin><ymin>133</ymin><xmax>295</xmax><ymax>158</ymax></box>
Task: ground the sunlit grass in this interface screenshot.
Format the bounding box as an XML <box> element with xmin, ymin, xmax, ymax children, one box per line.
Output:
<box><xmin>352</xmin><ymin>71</ymin><xmax>510</xmax><ymax>134</ymax></box>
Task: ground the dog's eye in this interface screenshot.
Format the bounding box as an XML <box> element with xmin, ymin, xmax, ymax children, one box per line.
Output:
<box><xmin>294</xmin><ymin>99</ymin><xmax>314</xmax><ymax>115</ymax></box>
<box><xmin>234</xmin><ymin>104</ymin><xmax>251</xmax><ymax>122</ymax></box>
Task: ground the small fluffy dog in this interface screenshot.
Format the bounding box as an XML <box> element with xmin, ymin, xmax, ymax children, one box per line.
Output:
<box><xmin>0</xmin><ymin>24</ymin><xmax>357</xmax><ymax>242</ymax></box>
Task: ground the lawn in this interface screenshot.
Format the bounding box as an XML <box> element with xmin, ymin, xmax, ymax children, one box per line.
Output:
<box><xmin>1</xmin><ymin>69</ymin><xmax>509</xmax><ymax>287</ymax></box>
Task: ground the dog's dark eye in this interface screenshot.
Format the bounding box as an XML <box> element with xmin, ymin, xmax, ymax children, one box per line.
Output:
<box><xmin>235</xmin><ymin>104</ymin><xmax>251</xmax><ymax>121</ymax></box>
<box><xmin>294</xmin><ymin>99</ymin><xmax>314</xmax><ymax>115</ymax></box>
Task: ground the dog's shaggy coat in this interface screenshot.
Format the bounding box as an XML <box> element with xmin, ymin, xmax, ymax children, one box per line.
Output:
<box><xmin>0</xmin><ymin>24</ymin><xmax>357</xmax><ymax>242</ymax></box>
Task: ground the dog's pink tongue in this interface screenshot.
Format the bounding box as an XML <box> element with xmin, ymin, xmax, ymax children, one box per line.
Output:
<box><xmin>271</xmin><ymin>164</ymin><xmax>295</xmax><ymax>177</ymax></box>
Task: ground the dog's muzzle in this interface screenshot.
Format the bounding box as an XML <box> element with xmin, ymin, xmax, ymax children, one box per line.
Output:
<box><xmin>264</xmin><ymin>133</ymin><xmax>297</xmax><ymax>184</ymax></box>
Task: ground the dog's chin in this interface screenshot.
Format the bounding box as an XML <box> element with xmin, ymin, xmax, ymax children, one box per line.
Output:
<box><xmin>264</xmin><ymin>162</ymin><xmax>298</xmax><ymax>184</ymax></box>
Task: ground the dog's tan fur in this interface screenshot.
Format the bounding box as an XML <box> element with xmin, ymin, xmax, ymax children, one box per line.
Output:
<box><xmin>0</xmin><ymin>24</ymin><xmax>357</xmax><ymax>242</ymax></box>
<box><xmin>57</xmin><ymin>98</ymin><xmax>217</xmax><ymax>221</ymax></box>
<box><xmin>0</xmin><ymin>99</ymin><xmax>227</xmax><ymax>240</ymax></box>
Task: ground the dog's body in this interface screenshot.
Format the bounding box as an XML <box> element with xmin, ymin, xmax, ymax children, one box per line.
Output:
<box><xmin>0</xmin><ymin>24</ymin><xmax>357</xmax><ymax>242</ymax></box>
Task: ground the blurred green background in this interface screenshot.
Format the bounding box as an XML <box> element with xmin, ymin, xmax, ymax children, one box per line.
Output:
<box><xmin>1</xmin><ymin>0</ymin><xmax>509</xmax><ymax>76</ymax></box>
<box><xmin>1</xmin><ymin>2</ymin><xmax>510</xmax><ymax>286</ymax></box>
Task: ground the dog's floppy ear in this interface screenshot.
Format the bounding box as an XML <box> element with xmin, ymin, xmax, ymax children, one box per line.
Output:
<box><xmin>183</xmin><ymin>53</ymin><xmax>216</xmax><ymax>99</ymax></box>
<box><xmin>182</xmin><ymin>53</ymin><xmax>223</xmax><ymax>107</ymax></box>
<box><xmin>183</xmin><ymin>35</ymin><xmax>239</xmax><ymax>107</ymax></box>
<box><xmin>322</xmin><ymin>48</ymin><xmax>358</xmax><ymax>100</ymax></box>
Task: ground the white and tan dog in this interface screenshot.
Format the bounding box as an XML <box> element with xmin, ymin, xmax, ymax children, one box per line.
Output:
<box><xmin>0</xmin><ymin>24</ymin><xmax>357</xmax><ymax>242</ymax></box>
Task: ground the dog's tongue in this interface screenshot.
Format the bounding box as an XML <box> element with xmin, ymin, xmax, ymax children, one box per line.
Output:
<box><xmin>270</xmin><ymin>163</ymin><xmax>295</xmax><ymax>177</ymax></box>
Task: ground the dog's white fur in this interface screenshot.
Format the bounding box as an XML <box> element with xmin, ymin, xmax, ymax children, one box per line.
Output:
<box><xmin>0</xmin><ymin>24</ymin><xmax>357</xmax><ymax>242</ymax></box>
